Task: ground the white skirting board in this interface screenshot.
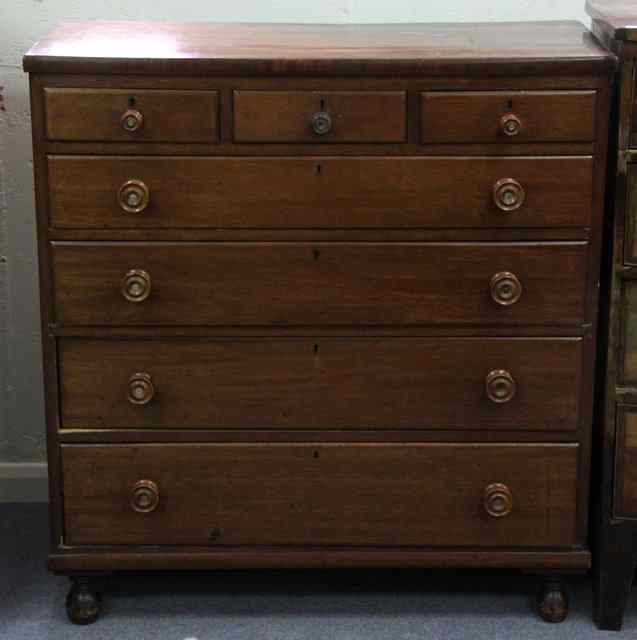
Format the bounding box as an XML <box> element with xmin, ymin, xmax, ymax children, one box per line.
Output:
<box><xmin>0</xmin><ymin>463</ymin><xmax>48</xmax><ymax>502</ymax></box>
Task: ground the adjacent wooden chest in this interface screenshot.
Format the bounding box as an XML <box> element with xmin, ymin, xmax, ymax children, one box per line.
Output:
<box><xmin>23</xmin><ymin>19</ymin><xmax>614</xmax><ymax>624</ymax></box>
<box><xmin>586</xmin><ymin>0</ymin><xmax>637</xmax><ymax>630</ymax></box>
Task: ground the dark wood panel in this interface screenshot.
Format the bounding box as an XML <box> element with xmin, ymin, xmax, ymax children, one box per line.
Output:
<box><xmin>620</xmin><ymin>281</ymin><xmax>637</xmax><ymax>383</ymax></box>
<box><xmin>48</xmin><ymin>156</ymin><xmax>594</xmax><ymax>230</ymax></box>
<box><xmin>58</xmin><ymin>337</ymin><xmax>582</xmax><ymax>431</ymax></box>
<box><xmin>47</xmin><ymin>228</ymin><xmax>592</xmax><ymax>243</ymax></box>
<box><xmin>44</xmin><ymin>89</ymin><xmax>219</xmax><ymax>142</ymax></box>
<box><xmin>22</xmin><ymin>21</ymin><xmax>614</xmax><ymax>76</ymax></box>
<box><xmin>233</xmin><ymin>91</ymin><xmax>406</xmax><ymax>143</ymax></box>
<box><xmin>61</xmin><ymin>442</ymin><xmax>579</xmax><ymax>547</ymax></box>
<box><xmin>48</xmin><ymin>548</ymin><xmax>591</xmax><ymax>572</ymax></box>
<box><xmin>615</xmin><ymin>406</ymin><xmax>637</xmax><ymax>517</ymax></box>
<box><xmin>421</xmin><ymin>91</ymin><xmax>596</xmax><ymax>143</ymax></box>
<box><xmin>51</xmin><ymin>242</ymin><xmax>589</xmax><ymax>327</ymax></box>
<box><xmin>624</xmin><ymin>164</ymin><xmax>637</xmax><ymax>263</ymax></box>
<box><xmin>56</xmin><ymin>429</ymin><xmax>580</xmax><ymax>444</ymax></box>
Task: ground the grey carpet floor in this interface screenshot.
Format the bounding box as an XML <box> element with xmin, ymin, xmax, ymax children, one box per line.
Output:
<box><xmin>2</xmin><ymin>504</ymin><xmax>637</xmax><ymax>639</ymax></box>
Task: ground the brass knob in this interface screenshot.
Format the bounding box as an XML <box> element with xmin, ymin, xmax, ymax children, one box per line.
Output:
<box><xmin>122</xmin><ymin>269</ymin><xmax>151</xmax><ymax>303</ymax></box>
<box><xmin>486</xmin><ymin>369</ymin><xmax>517</xmax><ymax>404</ymax></box>
<box><xmin>490</xmin><ymin>271</ymin><xmax>522</xmax><ymax>306</ymax></box>
<box><xmin>121</xmin><ymin>108</ymin><xmax>144</xmax><ymax>132</ymax></box>
<box><xmin>130</xmin><ymin>480</ymin><xmax>159</xmax><ymax>513</ymax></box>
<box><xmin>499</xmin><ymin>112</ymin><xmax>522</xmax><ymax>137</ymax></box>
<box><xmin>117</xmin><ymin>179</ymin><xmax>150</xmax><ymax>214</ymax></box>
<box><xmin>493</xmin><ymin>178</ymin><xmax>525</xmax><ymax>212</ymax></box>
<box><xmin>483</xmin><ymin>483</ymin><xmax>513</xmax><ymax>517</ymax></box>
<box><xmin>127</xmin><ymin>372</ymin><xmax>154</xmax><ymax>406</ymax></box>
<box><xmin>311</xmin><ymin>111</ymin><xmax>332</xmax><ymax>136</ymax></box>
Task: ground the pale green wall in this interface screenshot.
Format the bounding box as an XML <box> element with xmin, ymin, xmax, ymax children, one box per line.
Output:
<box><xmin>0</xmin><ymin>0</ymin><xmax>588</xmax><ymax>465</ymax></box>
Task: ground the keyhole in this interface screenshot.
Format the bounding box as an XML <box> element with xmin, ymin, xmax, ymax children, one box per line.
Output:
<box><xmin>319</xmin><ymin>97</ymin><xmax>326</xmax><ymax>111</ymax></box>
<box><xmin>313</xmin><ymin>450</ymin><xmax>320</xmax><ymax>459</ymax></box>
<box><xmin>314</xmin><ymin>343</ymin><xmax>319</xmax><ymax>354</ymax></box>
<box><xmin>315</xmin><ymin>163</ymin><xmax>322</xmax><ymax>176</ymax></box>
<box><xmin>506</xmin><ymin>98</ymin><xmax>513</xmax><ymax>111</ymax></box>
<box><xmin>128</xmin><ymin>95</ymin><xmax>136</xmax><ymax>107</ymax></box>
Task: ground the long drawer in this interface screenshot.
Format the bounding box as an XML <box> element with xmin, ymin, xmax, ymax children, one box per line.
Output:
<box><xmin>59</xmin><ymin>337</ymin><xmax>582</xmax><ymax>431</ymax></box>
<box><xmin>61</xmin><ymin>443</ymin><xmax>579</xmax><ymax>547</ymax></box>
<box><xmin>47</xmin><ymin>156</ymin><xmax>593</xmax><ymax>229</ymax></box>
<box><xmin>52</xmin><ymin>242</ymin><xmax>588</xmax><ymax>327</ymax></box>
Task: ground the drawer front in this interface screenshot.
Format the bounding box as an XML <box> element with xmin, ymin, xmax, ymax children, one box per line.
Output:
<box><xmin>44</xmin><ymin>89</ymin><xmax>219</xmax><ymax>142</ymax></box>
<box><xmin>62</xmin><ymin>443</ymin><xmax>579</xmax><ymax>547</ymax></box>
<box><xmin>48</xmin><ymin>156</ymin><xmax>593</xmax><ymax>230</ymax></box>
<box><xmin>620</xmin><ymin>281</ymin><xmax>637</xmax><ymax>384</ymax></box>
<box><xmin>59</xmin><ymin>337</ymin><xmax>582</xmax><ymax>431</ymax></box>
<box><xmin>615</xmin><ymin>406</ymin><xmax>637</xmax><ymax>518</ymax></box>
<box><xmin>421</xmin><ymin>91</ymin><xmax>596</xmax><ymax>143</ymax></box>
<box><xmin>52</xmin><ymin>242</ymin><xmax>588</xmax><ymax>327</ymax></box>
<box><xmin>624</xmin><ymin>165</ymin><xmax>637</xmax><ymax>264</ymax></box>
<box><xmin>233</xmin><ymin>91</ymin><xmax>406</xmax><ymax>143</ymax></box>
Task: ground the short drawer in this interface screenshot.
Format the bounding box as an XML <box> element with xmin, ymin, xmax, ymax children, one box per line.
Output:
<box><xmin>61</xmin><ymin>443</ymin><xmax>579</xmax><ymax>547</ymax></box>
<box><xmin>44</xmin><ymin>88</ymin><xmax>219</xmax><ymax>142</ymax></box>
<box><xmin>48</xmin><ymin>156</ymin><xmax>593</xmax><ymax>229</ymax></box>
<box><xmin>59</xmin><ymin>337</ymin><xmax>582</xmax><ymax>431</ymax></box>
<box><xmin>420</xmin><ymin>91</ymin><xmax>596</xmax><ymax>143</ymax></box>
<box><xmin>51</xmin><ymin>242</ymin><xmax>588</xmax><ymax>327</ymax></box>
<box><xmin>233</xmin><ymin>91</ymin><xmax>406</xmax><ymax>143</ymax></box>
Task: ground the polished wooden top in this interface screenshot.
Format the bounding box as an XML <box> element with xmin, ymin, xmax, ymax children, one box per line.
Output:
<box><xmin>23</xmin><ymin>19</ymin><xmax>614</xmax><ymax>76</ymax></box>
<box><xmin>586</xmin><ymin>0</ymin><xmax>637</xmax><ymax>41</ymax></box>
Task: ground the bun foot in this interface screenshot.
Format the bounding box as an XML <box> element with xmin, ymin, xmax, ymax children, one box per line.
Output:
<box><xmin>537</xmin><ymin>578</ymin><xmax>569</xmax><ymax>623</ymax></box>
<box><xmin>66</xmin><ymin>578</ymin><xmax>101</xmax><ymax>625</ymax></box>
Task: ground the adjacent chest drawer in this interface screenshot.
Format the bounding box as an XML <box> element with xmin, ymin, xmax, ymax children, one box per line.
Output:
<box><xmin>614</xmin><ymin>406</ymin><xmax>637</xmax><ymax>518</ymax></box>
<box><xmin>51</xmin><ymin>242</ymin><xmax>588</xmax><ymax>327</ymax></box>
<box><xmin>59</xmin><ymin>337</ymin><xmax>582</xmax><ymax>432</ymax></box>
<box><xmin>624</xmin><ymin>165</ymin><xmax>637</xmax><ymax>264</ymax></box>
<box><xmin>233</xmin><ymin>91</ymin><xmax>406</xmax><ymax>143</ymax></box>
<box><xmin>61</xmin><ymin>442</ymin><xmax>578</xmax><ymax>547</ymax></box>
<box><xmin>421</xmin><ymin>91</ymin><xmax>596</xmax><ymax>143</ymax></box>
<box><xmin>48</xmin><ymin>156</ymin><xmax>593</xmax><ymax>230</ymax></box>
<box><xmin>44</xmin><ymin>88</ymin><xmax>219</xmax><ymax>143</ymax></box>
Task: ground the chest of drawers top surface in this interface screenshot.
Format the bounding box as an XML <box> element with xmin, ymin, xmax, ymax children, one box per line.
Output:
<box><xmin>23</xmin><ymin>19</ymin><xmax>613</xmax><ymax>76</ymax></box>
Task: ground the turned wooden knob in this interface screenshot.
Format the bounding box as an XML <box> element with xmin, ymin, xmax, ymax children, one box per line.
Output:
<box><xmin>490</xmin><ymin>271</ymin><xmax>522</xmax><ymax>306</ymax></box>
<box><xmin>486</xmin><ymin>369</ymin><xmax>517</xmax><ymax>404</ymax></box>
<box><xmin>499</xmin><ymin>112</ymin><xmax>522</xmax><ymax>137</ymax></box>
<box><xmin>121</xmin><ymin>108</ymin><xmax>144</xmax><ymax>132</ymax></box>
<box><xmin>127</xmin><ymin>372</ymin><xmax>154</xmax><ymax>406</ymax></box>
<box><xmin>121</xmin><ymin>269</ymin><xmax>151</xmax><ymax>303</ymax></box>
<box><xmin>483</xmin><ymin>483</ymin><xmax>513</xmax><ymax>517</ymax></box>
<box><xmin>130</xmin><ymin>480</ymin><xmax>159</xmax><ymax>513</ymax></box>
<box><xmin>493</xmin><ymin>178</ymin><xmax>525</xmax><ymax>212</ymax></box>
<box><xmin>117</xmin><ymin>179</ymin><xmax>150</xmax><ymax>214</ymax></box>
<box><xmin>311</xmin><ymin>111</ymin><xmax>332</xmax><ymax>135</ymax></box>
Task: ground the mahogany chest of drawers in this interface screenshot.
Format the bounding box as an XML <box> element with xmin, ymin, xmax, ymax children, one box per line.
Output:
<box><xmin>23</xmin><ymin>20</ymin><xmax>614</xmax><ymax>624</ymax></box>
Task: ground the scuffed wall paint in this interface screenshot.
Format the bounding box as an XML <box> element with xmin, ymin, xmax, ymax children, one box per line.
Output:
<box><xmin>0</xmin><ymin>66</ymin><xmax>45</xmax><ymax>463</ymax></box>
<box><xmin>0</xmin><ymin>0</ymin><xmax>588</xmax><ymax>463</ymax></box>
